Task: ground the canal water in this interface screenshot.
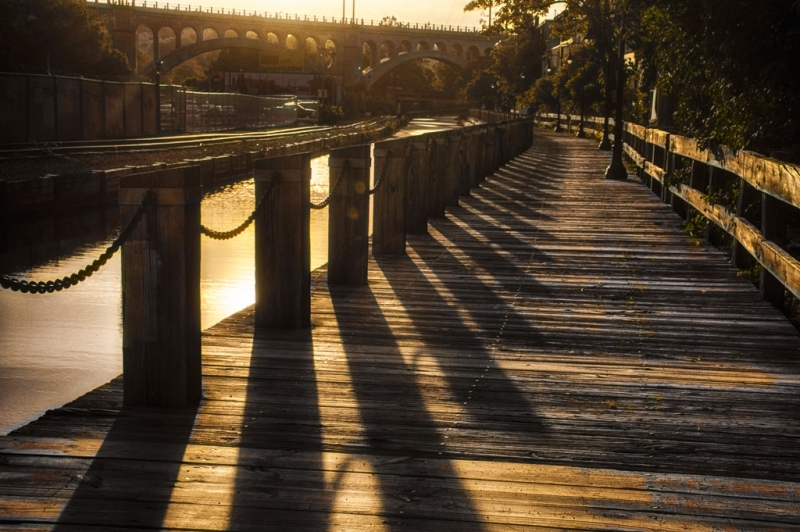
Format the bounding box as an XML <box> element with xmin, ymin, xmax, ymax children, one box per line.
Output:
<box><xmin>0</xmin><ymin>118</ymin><xmax>461</xmax><ymax>434</ymax></box>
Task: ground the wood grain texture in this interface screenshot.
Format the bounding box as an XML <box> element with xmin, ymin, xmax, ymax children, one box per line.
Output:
<box><xmin>3</xmin><ymin>130</ymin><xmax>800</xmax><ymax>531</ymax></box>
<box><xmin>372</xmin><ymin>137</ymin><xmax>409</xmax><ymax>256</ymax></box>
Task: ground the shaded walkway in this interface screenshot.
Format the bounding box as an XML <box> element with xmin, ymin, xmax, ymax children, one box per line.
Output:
<box><xmin>2</xmin><ymin>130</ymin><xmax>800</xmax><ymax>530</ymax></box>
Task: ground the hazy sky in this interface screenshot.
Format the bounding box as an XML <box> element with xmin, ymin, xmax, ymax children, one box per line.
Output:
<box><xmin>133</xmin><ymin>0</ymin><xmax>562</xmax><ymax>30</ymax></box>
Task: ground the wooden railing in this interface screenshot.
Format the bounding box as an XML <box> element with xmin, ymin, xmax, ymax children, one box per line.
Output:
<box><xmin>622</xmin><ymin>123</ymin><xmax>800</xmax><ymax>310</ymax></box>
<box><xmin>116</xmin><ymin>114</ymin><xmax>534</xmax><ymax>407</ymax></box>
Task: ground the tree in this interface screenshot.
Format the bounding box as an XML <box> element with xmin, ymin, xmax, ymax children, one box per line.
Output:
<box><xmin>631</xmin><ymin>0</ymin><xmax>800</xmax><ymax>154</ymax></box>
<box><xmin>0</xmin><ymin>0</ymin><xmax>130</xmax><ymax>77</ymax></box>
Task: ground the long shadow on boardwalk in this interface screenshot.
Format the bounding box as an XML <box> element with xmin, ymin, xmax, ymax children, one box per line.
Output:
<box><xmin>51</xmin><ymin>405</ymin><xmax>198</xmax><ymax>529</ymax></box>
<box><xmin>328</xmin><ymin>284</ymin><xmax>488</xmax><ymax>530</ymax></box>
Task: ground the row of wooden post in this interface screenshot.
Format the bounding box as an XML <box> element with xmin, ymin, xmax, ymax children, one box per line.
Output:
<box><xmin>118</xmin><ymin>118</ymin><xmax>534</xmax><ymax>408</ymax></box>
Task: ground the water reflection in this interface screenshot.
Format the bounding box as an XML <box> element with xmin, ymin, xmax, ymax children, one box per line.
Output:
<box><xmin>0</xmin><ymin>117</ymin><xmax>460</xmax><ymax>434</ymax></box>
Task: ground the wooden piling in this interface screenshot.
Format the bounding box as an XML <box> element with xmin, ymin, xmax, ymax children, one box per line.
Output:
<box><xmin>405</xmin><ymin>139</ymin><xmax>430</xmax><ymax>235</ymax></box>
<box><xmin>429</xmin><ymin>136</ymin><xmax>448</xmax><ymax>218</ymax></box>
<box><xmin>485</xmin><ymin>126</ymin><xmax>496</xmax><ymax>177</ymax></box>
<box><xmin>328</xmin><ymin>145</ymin><xmax>371</xmax><ymax>286</ymax></box>
<box><xmin>254</xmin><ymin>153</ymin><xmax>311</xmax><ymax>329</ymax></box>
<box><xmin>119</xmin><ymin>166</ymin><xmax>202</xmax><ymax>408</ymax></box>
<box><xmin>457</xmin><ymin>131</ymin><xmax>471</xmax><ymax>197</ymax></box>
<box><xmin>444</xmin><ymin>133</ymin><xmax>461</xmax><ymax>207</ymax></box>
<box><xmin>372</xmin><ymin>137</ymin><xmax>409</xmax><ymax>256</ymax></box>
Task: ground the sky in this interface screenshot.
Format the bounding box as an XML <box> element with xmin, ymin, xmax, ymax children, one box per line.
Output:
<box><xmin>129</xmin><ymin>0</ymin><xmax>563</xmax><ymax>31</ymax></box>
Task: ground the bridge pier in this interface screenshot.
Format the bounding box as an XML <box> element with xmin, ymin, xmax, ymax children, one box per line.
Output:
<box><xmin>254</xmin><ymin>153</ymin><xmax>311</xmax><ymax>329</ymax></box>
<box><xmin>119</xmin><ymin>166</ymin><xmax>202</xmax><ymax>408</ymax></box>
<box><xmin>328</xmin><ymin>145</ymin><xmax>371</xmax><ymax>286</ymax></box>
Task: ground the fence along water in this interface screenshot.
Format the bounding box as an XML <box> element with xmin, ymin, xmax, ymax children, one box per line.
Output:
<box><xmin>0</xmin><ymin>111</ymin><xmax>534</xmax><ymax>407</ymax></box>
<box><xmin>0</xmin><ymin>72</ymin><xmax>298</xmax><ymax>144</ymax></box>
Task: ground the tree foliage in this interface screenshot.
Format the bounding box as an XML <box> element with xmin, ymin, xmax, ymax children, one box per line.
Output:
<box><xmin>632</xmin><ymin>0</ymin><xmax>800</xmax><ymax>154</ymax></box>
<box><xmin>0</xmin><ymin>0</ymin><xmax>130</xmax><ymax>77</ymax></box>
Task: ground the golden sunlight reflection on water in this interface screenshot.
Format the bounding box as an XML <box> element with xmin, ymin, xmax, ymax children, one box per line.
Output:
<box><xmin>199</xmin><ymin>154</ymin><xmax>332</xmax><ymax>329</ymax></box>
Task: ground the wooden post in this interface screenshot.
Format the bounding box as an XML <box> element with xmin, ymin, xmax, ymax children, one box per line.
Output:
<box><xmin>499</xmin><ymin>123</ymin><xmax>509</xmax><ymax>165</ymax></box>
<box><xmin>254</xmin><ymin>153</ymin><xmax>311</xmax><ymax>329</ymax></box>
<box><xmin>760</xmin><ymin>193</ymin><xmax>789</xmax><ymax>311</ymax></box>
<box><xmin>466</xmin><ymin>128</ymin><xmax>479</xmax><ymax>190</ymax></box>
<box><xmin>731</xmin><ymin>178</ymin><xmax>758</xmax><ymax>270</ymax></box>
<box><xmin>705</xmin><ymin>167</ymin><xmax>726</xmax><ymax>247</ymax></box>
<box><xmin>120</xmin><ymin>166</ymin><xmax>202</xmax><ymax>408</ymax></box>
<box><xmin>429</xmin><ymin>136</ymin><xmax>447</xmax><ymax>218</ymax></box>
<box><xmin>444</xmin><ymin>133</ymin><xmax>461</xmax><ymax>207</ymax></box>
<box><xmin>0</xmin><ymin>180</ymin><xmax>7</xmax><ymax>255</ymax></box>
<box><xmin>458</xmin><ymin>132</ymin><xmax>471</xmax><ymax>196</ymax></box>
<box><xmin>405</xmin><ymin>139</ymin><xmax>430</xmax><ymax>235</ymax></box>
<box><xmin>484</xmin><ymin>126</ymin><xmax>496</xmax><ymax>177</ymax></box>
<box><xmin>328</xmin><ymin>145</ymin><xmax>371</xmax><ymax>286</ymax></box>
<box><xmin>474</xmin><ymin>128</ymin><xmax>487</xmax><ymax>185</ymax></box>
<box><xmin>372</xmin><ymin>137</ymin><xmax>409</xmax><ymax>256</ymax></box>
<box><xmin>661</xmin><ymin>134</ymin><xmax>672</xmax><ymax>204</ymax></box>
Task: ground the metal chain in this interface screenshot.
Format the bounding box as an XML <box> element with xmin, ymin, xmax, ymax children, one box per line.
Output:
<box><xmin>369</xmin><ymin>149</ymin><xmax>392</xmax><ymax>195</ymax></box>
<box><xmin>0</xmin><ymin>191</ymin><xmax>155</xmax><ymax>294</ymax></box>
<box><xmin>310</xmin><ymin>159</ymin><xmax>351</xmax><ymax>210</ymax></box>
<box><xmin>200</xmin><ymin>177</ymin><xmax>277</xmax><ymax>240</ymax></box>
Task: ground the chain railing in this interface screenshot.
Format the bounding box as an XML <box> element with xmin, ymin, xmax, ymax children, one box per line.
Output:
<box><xmin>200</xmin><ymin>177</ymin><xmax>278</xmax><ymax>240</ymax></box>
<box><xmin>0</xmin><ymin>191</ymin><xmax>155</xmax><ymax>294</ymax></box>
<box><xmin>310</xmin><ymin>160</ymin><xmax>351</xmax><ymax>210</ymax></box>
<box><xmin>369</xmin><ymin>149</ymin><xmax>393</xmax><ymax>195</ymax></box>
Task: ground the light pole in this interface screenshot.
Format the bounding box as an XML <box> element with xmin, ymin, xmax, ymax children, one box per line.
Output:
<box><xmin>604</xmin><ymin>6</ymin><xmax>627</xmax><ymax>180</ymax></box>
<box><xmin>599</xmin><ymin>0</ymin><xmax>613</xmax><ymax>150</ymax></box>
<box><xmin>155</xmin><ymin>59</ymin><xmax>164</xmax><ymax>135</ymax></box>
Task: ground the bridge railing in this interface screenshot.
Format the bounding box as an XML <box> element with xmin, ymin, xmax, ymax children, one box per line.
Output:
<box><xmin>95</xmin><ymin>0</ymin><xmax>482</xmax><ymax>33</ymax></box>
<box><xmin>1</xmin><ymin>113</ymin><xmax>534</xmax><ymax>407</ymax></box>
<box><xmin>621</xmin><ymin>124</ymin><xmax>800</xmax><ymax>315</ymax></box>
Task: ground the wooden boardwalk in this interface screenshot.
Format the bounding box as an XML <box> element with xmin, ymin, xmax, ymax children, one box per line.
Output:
<box><xmin>3</xmin><ymin>130</ymin><xmax>800</xmax><ymax>530</ymax></box>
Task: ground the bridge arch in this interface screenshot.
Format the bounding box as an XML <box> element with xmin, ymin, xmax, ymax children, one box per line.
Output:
<box><xmin>141</xmin><ymin>37</ymin><xmax>289</xmax><ymax>77</ymax></box>
<box><xmin>416</xmin><ymin>41</ymin><xmax>430</xmax><ymax>51</ymax></box>
<box><xmin>361</xmin><ymin>40</ymin><xmax>378</xmax><ymax>70</ymax></box>
<box><xmin>363</xmin><ymin>49</ymin><xmax>467</xmax><ymax>89</ymax></box>
<box><xmin>286</xmin><ymin>34</ymin><xmax>299</xmax><ymax>49</ymax></box>
<box><xmin>203</xmin><ymin>28</ymin><xmax>219</xmax><ymax>41</ymax></box>
<box><xmin>224</xmin><ymin>29</ymin><xmax>239</xmax><ymax>38</ymax></box>
<box><xmin>245</xmin><ymin>30</ymin><xmax>259</xmax><ymax>40</ymax></box>
<box><xmin>266</xmin><ymin>32</ymin><xmax>279</xmax><ymax>44</ymax></box>
<box><xmin>434</xmin><ymin>41</ymin><xmax>447</xmax><ymax>53</ymax></box>
<box><xmin>158</xmin><ymin>26</ymin><xmax>177</xmax><ymax>57</ymax></box>
<box><xmin>466</xmin><ymin>45</ymin><xmax>480</xmax><ymax>61</ymax></box>
<box><xmin>380</xmin><ymin>40</ymin><xmax>396</xmax><ymax>62</ymax></box>
<box><xmin>135</xmin><ymin>25</ymin><xmax>155</xmax><ymax>71</ymax></box>
<box><xmin>399</xmin><ymin>40</ymin><xmax>412</xmax><ymax>54</ymax></box>
<box><xmin>180</xmin><ymin>27</ymin><xmax>198</xmax><ymax>47</ymax></box>
<box><xmin>452</xmin><ymin>43</ymin><xmax>463</xmax><ymax>57</ymax></box>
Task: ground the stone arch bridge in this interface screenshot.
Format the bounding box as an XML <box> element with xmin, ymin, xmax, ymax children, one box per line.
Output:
<box><xmin>93</xmin><ymin>3</ymin><xmax>492</xmax><ymax>86</ymax></box>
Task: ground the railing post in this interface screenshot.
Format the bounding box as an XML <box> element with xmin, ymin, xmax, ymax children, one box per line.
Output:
<box><xmin>254</xmin><ymin>153</ymin><xmax>311</xmax><ymax>329</ymax></box>
<box><xmin>406</xmin><ymin>138</ymin><xmax>430</xmax><ymax>235</ymax></box>
<box><xmin>120</xmin><ymin>166</ymin><xmax>202</xmax><ymax>408</ymax></box>
<box><xmin>484</xmin><ymin>125</ymin><xmax>496</xmax><ymax>177</ymax></box>
<box><xmin>372</xmin><ymin>137</ymin><xmax>408</xmax><ymax>256</ymax></box>
<box><xmin>477</xmin><ymin>127</ymin><xmax>488</xmax><ymax>183</ymax></box>
<box><xmin>458</xmin><ymin>131</ymin><xmax>471</xmax><ymax>196</ymax></box>
<box><xmin>445</xmin><ymin>132</ymin><xmax>461</xmax><ymax>206</ymax></box>
<box><xmin>467</xmin><ymin>128</ymin><xmax>480</xmax><ymax>189</ymax></box>
<box><xmin>731</xmin><ymin>178</ymin><xmax>759</xmax><ymax>270</ymax></box>
<box><xmin>328</xmin><ymin>145</ymin><xmax>371</xmax><ymax>286</ymax></box>
<box><xmin>429</xmin><ymin>135</ymin><xmax>447</xmax><ymax>217</ymax></box>
<box><xmin>760</xmin><ymin>193</ymin><xmax>789</xmax><ymax>311</ymax></box>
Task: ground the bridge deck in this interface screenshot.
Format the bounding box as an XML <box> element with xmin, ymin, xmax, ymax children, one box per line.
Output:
<box><xmin>3</xmin><ymin>130</ymin><xmax>800</xmax><ymax>530</ymax></box>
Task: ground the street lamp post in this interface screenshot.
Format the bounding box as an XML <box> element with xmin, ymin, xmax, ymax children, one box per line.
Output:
<box><xmin>604</xmin><ymin>7</ymin><xmax>628</xmax><ymax>180</ymax></box>
<box><xmin>155</xmin><ymin>59</ymin><xmax>164</xmax><ymax>135</ymax></box>
<box><xmin>599</xmin><ymin>0</ymin><xmax>613</xmax><ymax>150</ymax></box>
